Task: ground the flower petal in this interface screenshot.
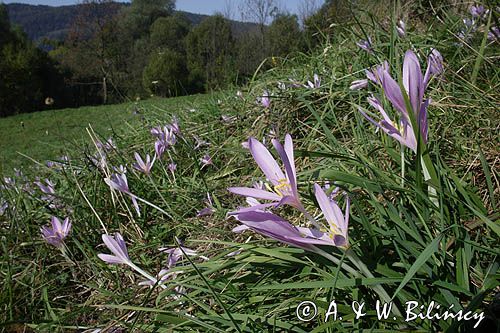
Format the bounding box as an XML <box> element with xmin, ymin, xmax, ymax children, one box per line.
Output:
<box><xmin>228</xmin><ymin>187</ymin><xmax>282</xmax><ymax>201</ymax></box>
<box><xmin>402</xmin><ymin>50</ymin><xmax>424</xmax><ymax>116</ymax></box>
<box><xmin>248</xmin><ymin>137</ymin><xmax>285</xmax><ymax>184</ymax></box>
<box><xmin>381</xmin><ymin>70</ymin><xmax>407</xmax><ymax>116</ymax></box>
<box><xmin>98</xmin><ymin>254</ymin><xmax>126</xmax><ymax>265</ymax></box>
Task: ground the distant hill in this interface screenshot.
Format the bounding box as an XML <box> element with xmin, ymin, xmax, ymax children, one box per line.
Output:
<box><xmin>5</xmin><ymin>2</ymin><xmax>258</xmax><ymax>43</ymax></box>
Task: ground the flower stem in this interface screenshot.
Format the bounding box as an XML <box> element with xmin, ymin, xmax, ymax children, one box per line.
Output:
<box><xmin>345</xmin><ymin>249</ymin><xmax>402</xmax><ymax>316</ymax></box>
<box><xmin>401</xmin><ymin>145</ymin><xmax>405</xmax><ymax>188</ymax></box>
<box><xmin>311</xmin><ymin>246</ymin><xmax>360</xmax><ymax>277</ymax></box>
<box><xmin>128</xmin><ymin>262</ymin><xmax>167</xmax><ymax>290</ymax></box>
<box><xmin>131</xmin><ymin>194</ymin><xmax>173</xmax><ymax>219</ymax></box>
<box><xmin>302</xmin><ymin>209</ymin><xmax>323</xmax><ymax>230</ymax></box>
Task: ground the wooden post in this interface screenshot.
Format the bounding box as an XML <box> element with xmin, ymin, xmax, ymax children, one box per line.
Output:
<box><xmin>103</xmin><ymin>76</ymin><xmax>107</xmax><ymax>104</ymax></box>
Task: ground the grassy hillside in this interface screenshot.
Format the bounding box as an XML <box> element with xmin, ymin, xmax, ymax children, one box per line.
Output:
<box><xmin>0</xmin><ymin>94</ymin><xmax>214</xmax><ymax>173</ymax></box>
<box><xmin>0</xmin><ymin>2</ymin><xmax>499</xmax><ymax>332</ymax></box>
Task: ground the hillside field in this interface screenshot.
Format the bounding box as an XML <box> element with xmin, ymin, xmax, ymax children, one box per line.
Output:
<box><xmin>0</xmin><ymin>4</ymin><xmax>499</xmax><ymax>332</ymax></box>
<box><xmin>0</xmin><ymin>94</ymin><xmax>214</xmax><ymax>173</ymax></box>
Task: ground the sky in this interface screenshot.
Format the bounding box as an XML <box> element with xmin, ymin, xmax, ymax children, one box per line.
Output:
<box><xmin>2</xmin><ymin>0</ymin><xmax>325</xmax><ymax>19</ymax></box>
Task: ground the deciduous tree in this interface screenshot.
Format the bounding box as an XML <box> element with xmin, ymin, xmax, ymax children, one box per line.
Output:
<box><xmin>186</xmin><ymin>15</ymin><xmax>236</xmax><ymax>91</ymax></box>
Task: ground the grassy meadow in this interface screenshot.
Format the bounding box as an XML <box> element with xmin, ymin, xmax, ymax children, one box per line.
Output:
<box><xmin>1</xmin><ymin>4</ymin><xmax>499</xmax><ymax>333</ymax></box>
<box><xmin>0</xmin><ymin>94</ymin><xmax>214</xmax><ymax>173</ymax></box>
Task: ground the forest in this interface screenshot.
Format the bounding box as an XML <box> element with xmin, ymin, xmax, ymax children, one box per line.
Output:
<box><xmin>1</xmin><ymin>0</ymin><xmax>319</xmax><ymax>117</ymax></box>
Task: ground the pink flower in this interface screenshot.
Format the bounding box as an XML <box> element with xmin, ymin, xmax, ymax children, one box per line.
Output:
<box><xmin>41</xmin><ymin>216</ymin><xmax>71</xmax><ymax>248</ymax></box>
<box><xmin>228</xmin><ymin>134</ymin><xmax>303</xmax><ymax>213</ymax></box>
<box><xmin>97</xmin><ymin>233</ymin><xmax>132</xmax><ymax>265</ymax></box>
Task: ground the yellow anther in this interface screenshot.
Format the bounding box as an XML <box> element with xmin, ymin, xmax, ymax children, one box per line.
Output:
<box><xmin>264</xmin><ymin>179</ymin><xmax>291</xmax><ymax>198</ymax></box>
<box><xmin>330</xmin><ymin>225</ymin><xmax>342</xmax><ymax>235</ymax></box>
<box><xmin>274</xmin><ymin>179</ymin><xmax>291</xmax><ymax>196</ymax></box>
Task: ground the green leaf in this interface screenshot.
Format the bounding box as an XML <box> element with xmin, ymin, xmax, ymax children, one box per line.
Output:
<box><xmin>432</xmin><ymin>280</ymin><xmax>473</xmax><ymax>296</ymax></box>
<box><xmin>252</xmin><ymin>277</ymin><xmax>403</xmax><ymax>290</ymax></box>
<box><xmin>392</xmin><ymin>234</ymin><xmax>443</xmax><ymax>299</ymax></box>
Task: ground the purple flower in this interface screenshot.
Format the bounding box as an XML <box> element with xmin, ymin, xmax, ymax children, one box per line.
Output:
<box><xmin>232</xmin><ymin>210</ymin><xmax>336</xmax><ymax>250</ymax></box>
<box><xmin>313</xmin><ymin>184</ymin><xmax>350</xmax><ymax>247</ymax></box>
<box><xmin>22</xmin><ymin>183</ymin><xmax>35</xmax><ymax>195</ymax></box>
<box><xmin>349</xmin><ymin>79</ymin><xmax>368</xmax><ymax>90</ymax></box>
<box><xmin>307</xmin><ymin>74</ymin><xmax>321</xmax><ymax>89</ymax></box>
<box><xmin>197</xmin><ymin>193</ymin><xmax>215</xmax><ymax>217</ymax></box>
<box><xmin>46</xmin><ymin>161</ymin><xmax>61</xmax><ymax>169</ymax></box>
<box><xmin>152</xmin><ymin>125</ymin><xmax>177</xmax><ymax>159</ymax></box>
<box><xmin>90</xmin><ymin>152</ymin><xmax>107</xmax><ymax>170</ymax></box>
<box><xmin>322</xmin><ymin>182</ymin><xmax>340</xmax><ymax>200</ymax></box>
<box><xmin>161</xmin><ymin>246</ymin><xmax>207</xmax><ymax>269</ymax></box>
<box><xmin>360</xmin><ymin>50</ymin><xmax>439</xmax><ymax>152</ymax></box>
<box><xmin>463</xmin><ymin>18</ymin><xmax>476</xmax><ymax>29</ymax></box>
<box><xmin>0</xmin><ymin>200</ymin><xmax>8</xmax><ymax>215</ymax></box>
<box><xmin>113</xmin><ymin>165</ymin><xmax>127</xmax><ymax>174</ymax></box>
<box><xmin>424</xmin><ymin>49</ymin><xmax>444</xmax><ymax>85</ymax></box>
<box><xmin>193</xmin><ymin>135</ymin><xmax>210</xmax><ymax>149</ymax></box>
<box><xmin>96</xmin><ymin>137</ymin><xmax>116</xmax><ymax>151</ymax></box>
<box><xmin>168</xmin><ymin>162</ymin><xmax>177</xmax><ymax>173</ymax></box>
<box><xmin>138</xmin><ymin>268</ymin><xmax>176</xmax><ymax>287</ymax></box>
<box><xmin>366</xmin><ymin>61</ymin><xmax>389</xmax><ymax>84</ymax></box>
<box><xmin>104</xmin><ymin>173</ymin><xmax>140</xmax><ymax>216</ymax></box>
<box><xmin>140</xmin><ymin>243</ymin><xmax>208</xmax><ymax>287</ymax></box>
<box><xmin>488</xmin><ymin>26</ymin><xmax>500</xmax><ymax>41</ymax></box>
<box><xmin>105</xmin><ymin>173</ymin><xmax>130</xmax><ymax>194</ymax></box>
<box><xmin>133</xmin><ymin>152</ymin><xmax>155</xmax><ymax>175</ymax></box>
<box><xmin>221</xmin><ymin>115</ymin><xmax>237</xmax><ymax>123</ymax></box>
<box><xmin>470</xmin><ymin>5</ymin><xmax>486</xmax><ymax>18</ymax></box>
<box><xmin>40</xmin><ymin>216</ymin><xmax>71</xmax><ymax>248</ymax></box>
<box><xmin>155</xmin><ymin>140</ymin><xmax>166</xmax><ymax>159</ymax></box>
<box><xmin>151</xmin><ymin>126</ymin><xmax>163</xmax><ymax>137</ymax></box>
<box><xmin>196</xmin><ymin>207</ymin><xmax>214</xmax><ymax>217</ymax></box>
<box><xmin>200</xmin><ymin>154</ymin><xmax>213</xmax><ymax>168</ymax></box>
<box><xmin>35</xmin><ymin>179</ymin><xmax>55</xmax><ymax>195</ymax></box>
<box><xmin>14</xmin><ymin>168</ymin><xmax>23</xmax><ymax>178</ymax></box>
<box><xmin>161</xmin><ymin>127</ymin><xmax>177</xmax><ymax>146</ymax></box>
<box><xmin>356</xmin><ymin>37</ymin><xmax>373</xmax><ymax>53</ymax></box>
<box><xmin>168</xmin><ymin>116</ymin><xmax>181</xmax><ymax>135</ymax></box>
<box><xmin>257</xmin><ymin>90</ymin><xmax>271</xmax><ymax>108</ymax></box>
<box><xmin>3</xmin><ymin>177</ymin><xmax>15</xmax><ymax>187</ymax></box>
<box><xmin>347</xmin><ymin>62</ymin><xmax>387</xmax><ymax>93</ymax></box>
<box><xmin>253</xmin><ymin>180</ymin><xmax>264</xmax><ymax>190</ymax></box>
<box><xmin>97</xmin><ymin>233</ymin><xmax>132</xmax><ymax>265</ymax></box>
<box><xmin>396</xmin><ymin>20</ymin><xmax>406</xmax><ymax>37</ymax></box>
<box><xmin>228</xmin><ymin>134</ymin><xmax>303</xmax><ymax>213</ymax></box>
<box><xmin>363</xmin><ymin>97</ymin><xmax>419</xmax><ymax>151</ymax></box>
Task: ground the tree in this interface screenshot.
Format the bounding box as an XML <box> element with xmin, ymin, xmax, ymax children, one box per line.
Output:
<box><xmin>150</xmin><ymin>13</ymin><xmax>190</xmax><ymax>53</ymax></box>
<box><xmin>238</xmin><ymin>0</ymin><xmax>282</xmax><ymax>63</ymax></box>
<box><xmin>124</xmin><ymin>0</ymin><xmax>176</xmax><ymax>39</ymax></box>
<box><xmin>236</xmin><ymin>30</ymin><xmax>265</xmax><ymax>79</ymax></box>
<box><xmin>54</xmin><ymin>0</ymin><xmax>127</xmax><ymax>104</ymax></box>
<box><xmin>185</xmin><ymin>15</ymin><xmax>236</xmax><ymax>91</ymax></box>
<box><xmin>0</xmin><ymin>5</ymin><xmax>65</xmax><ymax>117</ymax></box>
<box><xmin>297</xmin><ymin>0</ymin><xmax>321</xmax><ymax>27</ymax></box>
<box><xmin>0</xmin><ymin>4</ymin><xmax>13</xmax><ymax>47</ymax></box>
<box><xmin>239</xmin><ymin>0</ymin><xmax>281</xmax><ymax>27</ymax></box>
<box><xmin>143</xmin><ymin>49</ymin><xmax>188</xmax><ymax>97</ymax></box>
<box><xmin>266</xmin><ymin>14</ymin><xmax>303</xmax><ymax>57</ymax></box>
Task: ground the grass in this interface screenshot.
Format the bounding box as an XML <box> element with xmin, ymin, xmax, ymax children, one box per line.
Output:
<box><xmin>0</xmin><ymin>94</ymin><xmax>213</xmax><ymax>173</ymax></box>
<box><xmin>1</xmin><ymin>3</ymin><xmax>499</xmax><ymax>332</ymax></box>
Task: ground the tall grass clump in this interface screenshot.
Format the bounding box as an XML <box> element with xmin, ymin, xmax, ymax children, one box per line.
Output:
<box><xmin>1</xmin><ymin>2</ymin><xmax>499</xmax><ymax>332</ymax></box>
